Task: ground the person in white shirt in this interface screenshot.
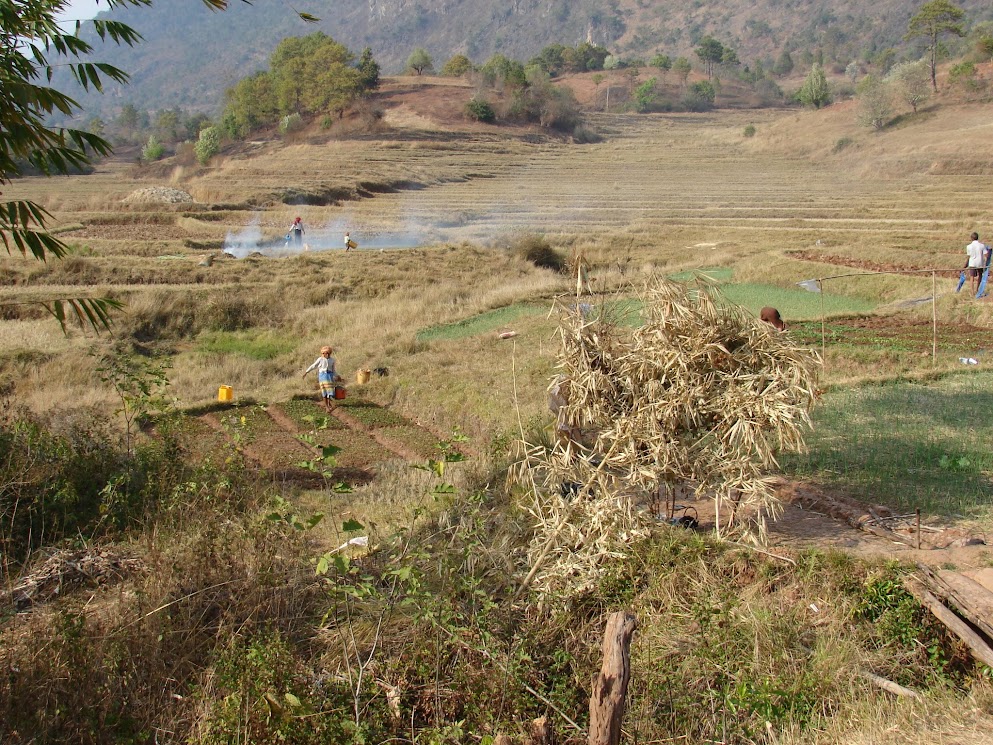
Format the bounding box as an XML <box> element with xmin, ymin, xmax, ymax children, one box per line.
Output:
<box><xmin>302</xmin><ymin>345</ymin><xmax>340</xmax><ymax>412</ymax></box>
<box><xmin>965</xmin><ymin>232</ymin><xmax>989</xmax><ymax>295</ymax></box>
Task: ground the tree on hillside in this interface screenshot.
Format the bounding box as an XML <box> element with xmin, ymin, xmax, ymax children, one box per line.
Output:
<box><xmin>358</xmin><ymin>47</ymin><xmax>380</xmax><ymax>89</ymax></box>
<box><xmin>906</xmin><ymin>0</ymin><xmax>966</xmax><ymax>91</ymax></box>
<box><xmin>695</xmin><ymin>36</ymin><xmax>725</xmax><ymax>79</ymax></box>
<box><xmin>480</xmin><ymin>54</ymin><xmax>526</xmax><ymax>89</ymax></box>
<box><xmin>440</xmin><ymin>54</ymin><xmax>473</xmax><ymax>77</ymax></box>
<box><xmin>773</xmin><ymin>49</ymin><xmax>794</xmax><ymax>77</ymax></box>
<box><xmin>633</xmin><ymin>77</ymin><xmax>657</xmax><ymax>112</ymax></box>
<box><xmin>650</xmin><ymin>53</ymin><xmax>672</xmax><ymax>83</ymax></box>
<box><xmin>222</xmin><ymin>72</ymin><xmax>279</xmax><ymax>137</ymax></box>
<box><xmin>673</xmin><ymin>57</ymin><xmax>692</xmax><ymax>87</ymax></box>
<box><xmin>530</xmin><ymin>44</ymin><xmax>568</xmax><ymax>76</ymax></box>
<box><xmin>406</xmin><ymin>48</ymin><xmax>434</xmax><ymax>75</ymax></box>
<box><xmin>886</xmin><ymin>59</ymin><xmax>931</xmax><ymax>112</ymax></box>
<box><xmin>571</xmin><ymin>42</ymin><xmax>609</xmax><ymax>72</ymax></box>
<box><xmin>797</xmin><ymin>63</ymin><xmax>830</xmax><ymax>108</ymax></box>
<box><xmin>855</xmin><ymin>74</ymin><xmax>893</xmax><ymax>129</ymax></box>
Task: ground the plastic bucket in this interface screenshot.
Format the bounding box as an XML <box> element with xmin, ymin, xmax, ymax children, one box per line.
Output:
<box><xmin>356</xmin><ymin>369</ymin><xmax>371</xmax><ymax>385</ymax></box>
<box><xmin>218</xmin><ymin>385</ymin><xmax>233</xmax><ymax>402</ymax></box>
<box><xmin>333</xmin><ymin>386</ymin><xmax>347</xmax><ymax>400</ymax></box>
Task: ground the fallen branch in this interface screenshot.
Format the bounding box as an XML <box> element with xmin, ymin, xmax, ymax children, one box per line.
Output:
<box><xmin>858</xmin><ymin>670</ymin><xmax>920</xmax><ymax>699</ymax></box>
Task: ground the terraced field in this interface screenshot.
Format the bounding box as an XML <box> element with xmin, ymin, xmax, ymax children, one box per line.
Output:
<box><xmin>5</xmin><ymin>92</ymin><xmax>993</xmax><ymax>517</ymax></box>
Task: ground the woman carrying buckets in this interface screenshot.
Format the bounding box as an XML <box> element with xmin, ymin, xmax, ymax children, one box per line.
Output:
<box><xmin>302</xmin><ymin>345</ymin><xmax>343</xmax><ymax>412</ymax></box>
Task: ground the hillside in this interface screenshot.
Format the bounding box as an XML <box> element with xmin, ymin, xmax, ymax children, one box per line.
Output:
<box><xmin>61</xmin><ymin>0</ymin><xmax>993</xmax><ymax>116</ymax></box>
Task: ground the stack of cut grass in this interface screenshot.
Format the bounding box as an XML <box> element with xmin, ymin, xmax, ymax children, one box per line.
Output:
<box><xmin>513</xmin><ymin>275</ymin><xmax>819</xmax><ymax>600</ymax></box>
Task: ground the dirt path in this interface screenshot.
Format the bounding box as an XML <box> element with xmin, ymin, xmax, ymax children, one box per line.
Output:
<box><xmin>668</xmin><ymin>479</ymin><xmax>990</xmax><ymax>569</ymax></box>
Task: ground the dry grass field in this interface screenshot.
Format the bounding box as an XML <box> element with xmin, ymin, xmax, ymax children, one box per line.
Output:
<box><xmin>5</xmin><ymin>79</ymin><xmax>993</xmax><ymax>743</ymax></box>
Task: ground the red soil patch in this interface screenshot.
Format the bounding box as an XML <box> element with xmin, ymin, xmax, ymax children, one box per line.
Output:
<box><xmin>789</xmin><ymin>250</ymin><xmax>962</xmax><ymax>276</ymax></box>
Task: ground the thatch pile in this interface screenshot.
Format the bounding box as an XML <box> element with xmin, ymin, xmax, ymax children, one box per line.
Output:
<box><xmin>513</xmin><ymin>275</ymin><xmax>819</xmax><ymax>599</ymax></box>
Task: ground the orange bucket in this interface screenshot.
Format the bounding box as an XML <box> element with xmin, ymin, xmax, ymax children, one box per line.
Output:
<box><xmin>333</xmin><ymin>386</ymin><xmax>347</xmax><ymax>400</ymax></box>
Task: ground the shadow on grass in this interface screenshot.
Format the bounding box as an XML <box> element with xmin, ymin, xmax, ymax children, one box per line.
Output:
<box><xmin>782</xmin><ymin>374</ymin><xmax>993</xmax><ymax>517</ymax></box>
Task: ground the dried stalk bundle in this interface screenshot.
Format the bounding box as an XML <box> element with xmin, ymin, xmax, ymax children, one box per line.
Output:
<box><xmin>512</xmin><ymin>275</ymin><xmax>819</xmax><ymax>599</ymax></box>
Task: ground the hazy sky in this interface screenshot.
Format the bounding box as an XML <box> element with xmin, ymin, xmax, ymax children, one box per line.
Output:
<box><xmin>58</xmin><ymin>0</ymin><xmax>105</xmax><ymax>23</ymax></box>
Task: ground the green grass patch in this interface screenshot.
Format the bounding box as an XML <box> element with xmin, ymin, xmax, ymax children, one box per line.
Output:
<box><xmin>668</xmin><ymin>267</ymin><xmax>734</xmax><ymax>282</ymax></box>
<box><xmin>380</xmin><ymin>425</ymin><xmax>442</xmax><ymax>459</ymax></box>
<box><xmin>416</xmin><ymin>303</ymin><xmax>545</xmax><ymax>342</ymax></box>
<box><xmin>277</xmin><ymin>399</ymin><xmax>346</xmax><ymax>430</ymax></box>
<box><xmin>216</xmin><ymin>404</ymin><xmax>275</xmax><ymax>444</ymax></box>
<box><xmin>718</xmin><ymin>283</ymin><xmax>877</xmax><ymax>321</ymax></box>
<box><xmin>196</xmin><ymin>331</ymin><xmax>297</xmax><ymax>361</ymax></box>
<box><xmin>782</xmin><ymin>373</ymin><xmax>993</xmax><ymax>517</ymax></box>
<box><xmin>337</xmin><ymin>398</ymin><xmax>409</xmax><ymax>428</ymax></box>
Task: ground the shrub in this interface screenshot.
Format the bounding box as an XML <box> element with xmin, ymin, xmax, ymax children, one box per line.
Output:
<box><xmin>441</xmin><ymin>53</ymin><xmax>473</xmax><ymax>77</ymax></box>
<box><xmin>141</xmin><ymin>135</ymin><xmax>165</xmax><ymax>162</ymax></box>
<box><xmin>743</xmin><ymin>124</ymin><xmax>756</xmax><ymax>138</ymax></box>
<box><xmin>195</xmin><ymin>126</ymin><xmax>220</xmax><ymax>165</ymax></box>
<box><xmin>949</xmin><ymin>61</ymin><xmax>980</xmax><ymax>91</ymax></box>
<box><xmin>572</xmin><ymin>123</ymin><xmax>602</xmax><ymax>143</ymax></box>
<box><xmin>508</xmin><ymin>234</ymin><xmax>565</xmax><ymax>271</ymax></box>
<box><xmin>279</xmin><ymin>113</ymin><xmax>303</xmax><ymax>135</ymax></box>
<box><xmin>464</xmin><ymin>98</ymin><xmax>496</xmax><ymax>123</ymax></box>
<box><xmin>833</xmin><ymin>137</ymin><xmax>854</xmax><ymax>153</ymax></box>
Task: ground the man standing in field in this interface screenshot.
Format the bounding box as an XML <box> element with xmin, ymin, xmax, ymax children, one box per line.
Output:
<box><xmin>965</xmin><ymin>232</ymin><xmax>988</xmax><ymax>296</ymax></box>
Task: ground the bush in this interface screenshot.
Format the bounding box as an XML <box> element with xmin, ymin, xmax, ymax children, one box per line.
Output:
<box><xmin>141</xmin><ymin>135</ymin><xmax>165</xmax><ymax>162</ymax></box>
<box><xmin>572</xmin><ymin>123</ymin><xmax>602</xmax><ymax>143</ymax></box>
<box><xmin>464</xmin><ymin>98</ymin><xmax>496</xmax><ymax>123</ymax></box>
<box><xmin>833</xmin><ymin>137</ymin><xmax>854</xmax><ymax>153</ymax></box>
<box><xmin>195</xmin><ymin>126</ymin><xmax>220</xmax><ymax>165</ymax></box>
<box><xmin>743</xmin><ymin>124</ymin><xmax>756</xmax><ymax>138</ymax></box>
<box><xmin>508</xmin><ymin>234</ymin><xmax>565</xmax><ymax>271</ymax></box>
<box><xmin>279</xmin><ymin>113</ymin><xmax>304</xmax><ymax>135</ymax></box>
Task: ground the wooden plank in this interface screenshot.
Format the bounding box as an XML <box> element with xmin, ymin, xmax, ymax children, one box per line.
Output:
<box><xmin>917</xmin><ymin>564</ymin><xmax>993</xmax><ymax>642</ymax></box>
<box><xmin>905</xmin><ymin>580</ymin><xmax>993</xmax><ymax>669</ymax></box>
<box><xmin>937</xmin><ymin>570</ymin><xmax>993</xmax><ymax>639</ymax></box>
<box><xmin>963</xmin><ymin>568</ymin><xmax>993</xmax><ymax>594</ymax></box>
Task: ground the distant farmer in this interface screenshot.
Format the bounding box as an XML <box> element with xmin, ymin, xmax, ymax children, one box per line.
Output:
<box><xmin>290</xmin><ymin>217</ymin><xmax>305</xmax><ymax>246</ymax></box>
<box><xmin>344</xmin><ymin>231</ymin><xmax>356</xmax><ymax>251</ymax></box>
<box><xmin>760</xmin><ymin>307</ymin><xmax>786</xmax><ymax>331</ymax></box>
<box><xmin>302</xmin><ymin>345</ymin><xmax>341</xmax><ymax>412</ymax></box>
<box><xmin>965</xmin><ymin>232</ymin><xmax>989</xmax><ymax>295</ymax></box>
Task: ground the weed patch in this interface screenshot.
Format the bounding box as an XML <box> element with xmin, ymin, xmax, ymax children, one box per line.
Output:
<box><xmin>783</xmin><ymin>374</ymin><xmax>993</xmax><ymax>516</ymax></box>
<box><xmin>416</xmin><ymin>303</ymin><xmax>545</xmax><ymax>342</ymax></box>
<box><xmin>196</xmin><ymin>330</ymin><xmax>296</xmax><ymax>360</ymax></box>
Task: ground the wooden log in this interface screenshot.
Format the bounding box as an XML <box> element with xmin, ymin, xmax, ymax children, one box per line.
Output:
<box><xmin>937</xmin><ymin>569</ymin><xmax>993</xmax><ymax>642</ymax></box>
<box><xmin>858</xmin><ymin>670</ymin><xmax>920</xmax><ymax>699</ymax></box>
<box><xmin>905</xmin><ymin>580</ymin><xmax>993</xmax><ymax>668</ymax></box>
<box><xmin>588</xmin><ymin>612</ymin><xmax>637</xmax><ymax>745</ymax></box>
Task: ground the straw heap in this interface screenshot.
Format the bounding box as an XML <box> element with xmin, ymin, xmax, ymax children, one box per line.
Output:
<box><xmin>513</xmin><ymin>275</ymin><xmax>820</xmax><ymax>599</ymax></box>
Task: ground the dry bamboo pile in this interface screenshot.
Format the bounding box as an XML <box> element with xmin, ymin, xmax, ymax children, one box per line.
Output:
<box><xmin>513</xmin><ymin>275</ymin><xmax>819</xmax><ymax>600</ymax></box>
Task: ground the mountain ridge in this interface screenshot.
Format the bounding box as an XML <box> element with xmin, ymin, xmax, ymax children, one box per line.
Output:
<box><xmin>64</xmin><ymin>0</ymin><xmax>993</xmax><ymax>116</ymax></box>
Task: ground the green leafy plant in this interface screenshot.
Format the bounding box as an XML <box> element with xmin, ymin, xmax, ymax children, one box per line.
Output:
<box><xmin>141</xmin><ymin>134</ymin><xmax>165</xmax><ymax>161</ymax></box>
<box><xmin>94</xmin><ymin>346</ymin><xmax>171</xmax><ymax>455</ymax></box>
<box><xmin>464</xmin><ymin>98</ymin><xmax>496</xmax><ymax>123</ymax></box>
<box><xmin>194</xmin><ymin>126</ymin><xmax>220</xmax><ymax>165</ymax></box>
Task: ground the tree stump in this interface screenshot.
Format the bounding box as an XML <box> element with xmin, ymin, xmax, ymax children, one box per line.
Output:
<box><xmin>588</xmin><ymin>611</ymin><xmax>637</xmax><ymax>745</ymax></box>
